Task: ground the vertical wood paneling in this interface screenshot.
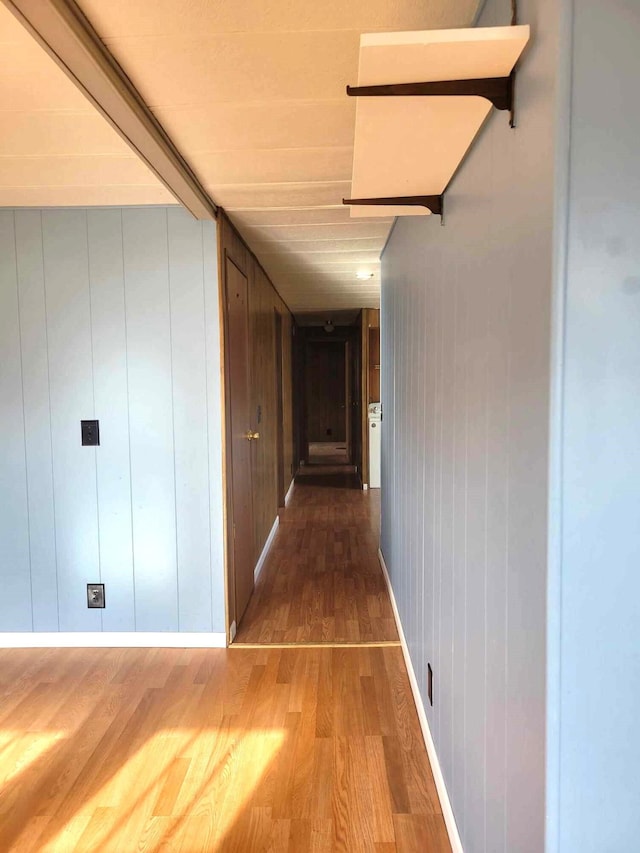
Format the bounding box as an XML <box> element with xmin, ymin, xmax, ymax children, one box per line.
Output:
<box><xmin>483</xmin><ymin>114</ymin><xmax>511</xmax><ymax>853</ymax></box>
<box><xmin>42</xmin><ymin>210</ymin><xmax>101</xmax><ymax>632</ymax></box>
<box><xmin>438</xmin><ymin>262</ymin><xmax>456</xmax><ymax>788</ymax></box>
<box><xmin>452</xmin><ymin>259</ymin><xmax>469</xmax><ymax>834</ymax></box>
<box><xmin>87</xmin><ymin>209</ymin><xmax>135</xmax><ymax>631</ymax></box>
<box><xmin>167</xmin><ymin>209</ymin><xmax>211</xmax><ymax>632</ymax></box>
<box><xmin>0</xmin><ymin>207</ymin><xmax>225</xmax><ymax>636</ymax></box>
<box><xmin>556</xmin><ymin>3</ymin><xmax>640</xmax><ymax>850</ymax></box>
<box><xmin>122</xmin><ymin>208</ymin><xmax>178</xmax><ymax>632</ymax></box>
<box><xmin>281</xmin><ymin>311</ymin><xmax>294</xmax><ymax>489</ymax></box>
<box><xmin>218</xmin><ymin>212</ymin><xmax>295</xmax><ymax>588</ymax></box>
<box><xmin>462</xmin><ymin>150</ymin><xmax>489</xmax><ymax>844</ymax></box>
<box><xmin>250</xmin><ymin>264</ymin><xmax>279</xmax><ymax>562</ymax></box>
<box><xmin>14</xmin><ymin>211</ymin><xmax>58</xmax><ymax>631</ymax></box>
<box><xmin>379</xmin><ymin>0</ymin><xmax>556</xmax><ymax>847</ymax></box>
<box><xmin>0</xmin><ymin>211</ymin><xmax>32</xmax><ymax>630</ymax></box>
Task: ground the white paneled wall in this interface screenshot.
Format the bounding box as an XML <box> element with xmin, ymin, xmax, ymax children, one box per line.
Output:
<box><xmin>0</xmin><ymin>207</ymin><xmax>224</xmax><ymax>634</ymax></box>
<box><xmin>379</xmin><ymin>0</ymin><xmax>560</xmax><ymax>850</ymax></box>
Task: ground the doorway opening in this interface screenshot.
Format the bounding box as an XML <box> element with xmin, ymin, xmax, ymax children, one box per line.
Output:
<box><xmin>305</xmin><ymin>338</ymin><xmax>349</xmax><ymax>465</ymax></box>
<box><xmin>293</xmin><ymin>321</ymin><xmax>361</xmax><ymax>490</ymax></box>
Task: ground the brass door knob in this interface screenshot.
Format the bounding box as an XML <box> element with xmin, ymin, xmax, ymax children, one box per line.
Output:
<box><xmin>244</xmin><ymin>430</ymin><xmax>260</xmax><ymax>441</ymax></box>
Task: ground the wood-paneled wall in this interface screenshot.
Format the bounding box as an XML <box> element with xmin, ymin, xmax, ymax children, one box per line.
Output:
<box><xmin>219</xmin><ymin>212</ymin><xmax>293</xmax><ymax>571</ymax></box>
<box><xmin>378</xmin><ymin>0</ymin><xmax>555</xmax><ymax>844</ymax></box>
<box><xmin>0</xmin><ymin>208</ymin><xmax>225</xmax><ymax>634</ymax></box>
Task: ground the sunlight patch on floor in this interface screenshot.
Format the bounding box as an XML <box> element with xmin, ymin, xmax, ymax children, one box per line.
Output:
<box><xmin>0</xmin><ymin>731</ymin><xmax>64</xmax><ymax>787</ymax></box>
<box><xmin>40</xmin><ymin>727</ymin><xmax>285</xmax><ymax>852</ymax></box>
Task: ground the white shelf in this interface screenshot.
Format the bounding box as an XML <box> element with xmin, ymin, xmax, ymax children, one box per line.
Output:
<box><xmin>348</xmin><ymin>25</ymin><xmax>530</xmax><ymax>218</ymax></box>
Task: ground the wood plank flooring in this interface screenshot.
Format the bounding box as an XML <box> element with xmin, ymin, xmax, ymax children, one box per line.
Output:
<box><xmin>235</xmin><ymin>478</ymin><xmax>399</xmax><ymax>644</ymax></box>
<box><xmin>0</xmin><ymin>646</ymin><xmax>450</xmax><ymax>852</ymax></box>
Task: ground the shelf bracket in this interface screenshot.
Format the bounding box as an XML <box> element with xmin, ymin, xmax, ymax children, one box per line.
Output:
<box><xmin>343</xmin><ymin>194</ymin><xmax>444</xmax><ymax>221</ymax></box>
<box><xmin>346</xmin><ymin>72</ymin><xmax>515</xmax><ymax>117</ymax></box>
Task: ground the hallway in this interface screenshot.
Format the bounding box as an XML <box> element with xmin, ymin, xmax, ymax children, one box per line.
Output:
<box><xmin>234</xmin><ymin>476</ymin><xmax>399</xmax><ymax>645</ymax></box>
<box><xmin>222</xmin><ymin>474</ymin><xmax>451</xmax><ymax>851</ymax></box>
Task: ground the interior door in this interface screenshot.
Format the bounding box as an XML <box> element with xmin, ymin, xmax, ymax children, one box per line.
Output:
<box><xmin>305</xmin><ymin>340</ymin><xmax>347</xmax><ymax>446</ymax></box>
<box><xmin>225</xmin><ymin>257</ymin><xmax>255</xmax><ymax>626</ymax></box>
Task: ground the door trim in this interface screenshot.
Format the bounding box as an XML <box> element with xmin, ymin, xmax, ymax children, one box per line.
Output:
<box><xmin>220</xmin><ymin>246</ymin><xmax>255</xmax><ymax>641</ymax></box>
<box><xmin>274</xmin><ymin>309</ymin><xmax>286</xmax><ymax>506</ymax></box>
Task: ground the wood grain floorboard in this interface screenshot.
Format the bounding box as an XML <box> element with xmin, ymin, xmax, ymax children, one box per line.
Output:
<box><xmin>0</xmin><ymin>646</ymin><xmax>450</xmax><ymax>852</ymax></box>
<box><xmin>235</xmin><ymin>480</ymin><xmax>398</xmax><ymax>644</ymax></box>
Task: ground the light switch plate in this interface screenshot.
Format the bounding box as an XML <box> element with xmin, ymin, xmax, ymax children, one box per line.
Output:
<box><xmin>81</xmin><ymin>420</ymin><xmax>100</xmax><ymax>446</ymax></box>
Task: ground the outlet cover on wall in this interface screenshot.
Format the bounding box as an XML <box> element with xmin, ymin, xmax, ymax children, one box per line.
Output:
<box><xmin>87</xmin><ymin>583</ymin><xmax>105</xmax><ymax>608</ymax></box>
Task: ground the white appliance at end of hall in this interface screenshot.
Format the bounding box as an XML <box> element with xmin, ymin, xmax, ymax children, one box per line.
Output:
<box><xmin>368</xmin><ymin>402</ymin><xmax>381</xmax><ymax>489</ymax></box>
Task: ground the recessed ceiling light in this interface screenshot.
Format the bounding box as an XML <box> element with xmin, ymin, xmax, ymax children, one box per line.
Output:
<box><xmin>356</xmin><ymin>270</ymin><xmax>374</xmax><ymax>280</ymax></box>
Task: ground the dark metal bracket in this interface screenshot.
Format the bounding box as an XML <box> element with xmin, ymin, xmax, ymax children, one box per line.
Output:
<box><xmin>346</xmin><ymin>71</ymin><xmax>516</xmax><ymax>125</ymax></box>
<box><xmin>343</xmin><ymin>194</ymin><xmax>445</xmax><ymax>223</ymax></box>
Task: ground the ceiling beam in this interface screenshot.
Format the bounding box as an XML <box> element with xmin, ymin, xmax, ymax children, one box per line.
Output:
<box><xmin>2</xmin><ymin>0</ymin><xmax>217</xmax><ymax>219</ymax></box>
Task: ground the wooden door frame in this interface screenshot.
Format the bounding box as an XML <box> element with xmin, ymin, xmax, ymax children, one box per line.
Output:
<box><xmin>218</xmin><ymin>225</ymin><xmax>253</xmax><ymax>643</ymax></box>
<box><xmin>274</xmin><ymin>309</ymin><xmax>285</xmax><ymax>507</ymax></box>
<box><xmin>344</xmin><ymin>339</ymin><xmax>352</xmax><ymax>462</ymax></box>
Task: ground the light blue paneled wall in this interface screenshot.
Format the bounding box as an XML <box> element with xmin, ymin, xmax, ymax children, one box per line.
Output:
<box><xmin>551</xmin><ymin>1</ymin><xmax>640</xmax><ymax>850</ymax></box>
<box><xmin>0</xmin><ymin>207</ymin><xmax>225</xmax><ymax>633</ymax></box>
<box><xmin>380</xmin><ymin>0</ymin><xmax>561</xmax><ymax>849</ymax></box>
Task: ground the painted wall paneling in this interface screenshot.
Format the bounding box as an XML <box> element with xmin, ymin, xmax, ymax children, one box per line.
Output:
<box><xmin>379</xmin><ymin>0</ymin><xmax>560</xmax><ymax>848</ymax></box>
<box><xmin>122</xmin><ymin>208</ymin><xmax>177</xmax><ymax>631</ymax></box>
<box><xmin>86</xmin><ymin>209</ymin><xmax>135</xmax><ymax>631</ymax></box>
<box><xmin>14</xmin><ymin>211</ymin><xmax>59</xmax><ymax>630</ymax></box>
<box><xmin>167</xmin><ymin>207</ymin><xmax>214</xmax><ymax>632</ymax></box>
<box><xmin>0</xmin><ymin>207</ymin><xmax>224</xmax><ymax>635</ymax></box>
<box><xmin>553</xmin><ymin>1</ymin><xmax>640</xmax><ymax>849</ymax></box>
<box><xmin>0</xmin><ymin>211</ymin><xmax>32</xmax><ymax>630</ymax></box>
<box><xmin>42</xmin><ymin>210</ymin><xmax>101</xmax><ymax>632</ymax></box>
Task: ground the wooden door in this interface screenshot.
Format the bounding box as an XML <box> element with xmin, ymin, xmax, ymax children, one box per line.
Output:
<box><xmin>225</xmin><ymin>257</ymin><xmax>255</xmax><ymax>625</ymax></box>
<box><xmin>305</xmin><ymin>340</ymin><xmax>347</xmax><ymax>444</ymax></box>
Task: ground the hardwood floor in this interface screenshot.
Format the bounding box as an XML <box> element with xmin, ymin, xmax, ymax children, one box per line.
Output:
<box><xmin>235</xmin><ymin>478</ymin><xmax>399</xmax><ymax>645</ymax></box>
<box><xmin>0</xmin><ymin>646</ymin><xmax>450</xmax><ymax>852</ymax></box>
<box><xmin>0</xmin><ymin>480</ymin><xmax>450</xmax><ymax>851</ymax></box>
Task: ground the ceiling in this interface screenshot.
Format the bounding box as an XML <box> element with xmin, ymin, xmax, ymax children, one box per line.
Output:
<box><xmin>1</xmin><ymin>0</ymin><xmax>479</xmax><ymax>312</ymax></box>
<box><xmin>0</xmin><ymin>3</ymin><xmax>173</xmax><ymax>206</ymax></box>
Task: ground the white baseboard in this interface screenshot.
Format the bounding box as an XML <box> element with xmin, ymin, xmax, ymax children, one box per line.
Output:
<box><xmin>0</xmin><ymin>632</ymin><xmax>227</xmax><ymax>649</ymax></box>
<box><xmin>378</xmin><ymin>548</ymin><xmax>464</xmax><ymax>853</ymax></box>
<box><xmin>254</xmin><ymin>516</ymin><xmax>279</xmax><ymax>583</ymax></box>
<box><xmin>284</xmin><ymin>478</ymin><xmax>295</xmax><ymax>505</ymax></box>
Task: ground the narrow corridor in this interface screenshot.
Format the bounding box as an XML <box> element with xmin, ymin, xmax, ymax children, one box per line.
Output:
<box><xmin>234</xmin><ymin>476</ymin><xmax>399</xmax><ymax>645</ymax></box>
